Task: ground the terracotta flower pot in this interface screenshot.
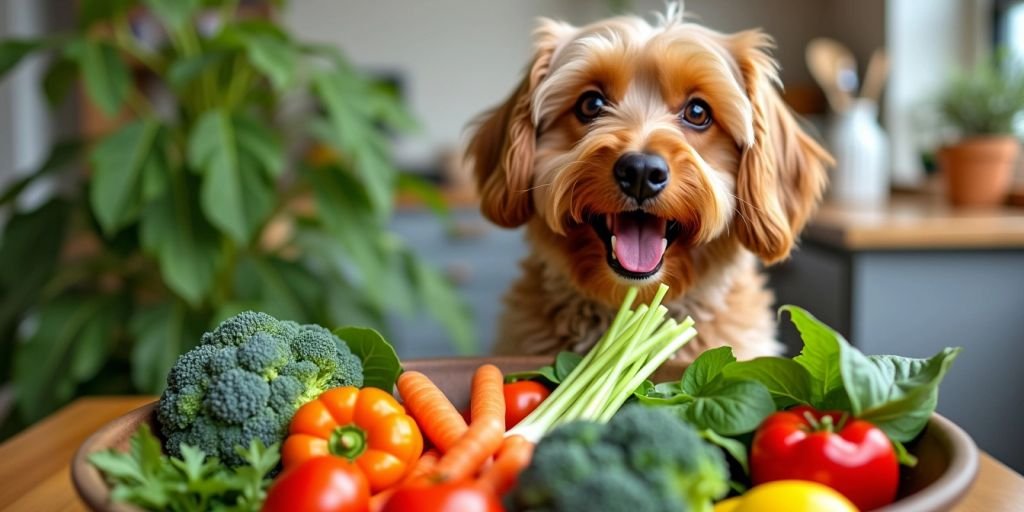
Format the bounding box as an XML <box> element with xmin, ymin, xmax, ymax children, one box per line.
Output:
<box><xmin>938</xmin><ymin>136</ymin><xmax>1019</xmax><ymax>207</ymax></box>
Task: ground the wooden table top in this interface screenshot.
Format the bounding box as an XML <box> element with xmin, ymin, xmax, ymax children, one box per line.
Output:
<box><xmin>0</xmin><ymin>396</ymin><xmax>1022</xmax><ymax>511</ymax></box>
<box><xmin>804</xmin><ymin>193</ymin><xmax>1024</xmax><ymax>250</ymax></box>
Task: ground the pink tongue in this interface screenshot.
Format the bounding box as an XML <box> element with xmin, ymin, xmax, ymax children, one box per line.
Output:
<box><xmin>612</xmin><ymin>212</ymin><xmax>667</xmax><ymax>273</ymax></box>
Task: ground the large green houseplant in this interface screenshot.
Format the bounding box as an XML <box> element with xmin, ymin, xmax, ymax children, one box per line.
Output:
<box><xmin>0</xmin><ymin>0</ymin><xmax>473</xmax><ymax>428</ymax></box>
<box><xmin>937</xmin><ymin>55</ymin><xmax>1024</xmax><ymax>206</ymax></box>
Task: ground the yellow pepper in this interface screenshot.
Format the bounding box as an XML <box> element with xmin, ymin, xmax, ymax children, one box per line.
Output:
<box><xmin>714</xmin><ymin>480</ymin><xmax>859</xmax><ymax>512</ymax></box>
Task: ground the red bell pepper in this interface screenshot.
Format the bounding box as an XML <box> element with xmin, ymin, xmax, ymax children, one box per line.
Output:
<box><xmin>750</xmin><ymin>405</ymin><xmax>899</xmax><ymax>511</ymax></box>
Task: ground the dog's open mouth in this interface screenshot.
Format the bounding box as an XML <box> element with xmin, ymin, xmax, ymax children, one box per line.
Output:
<box><xmin>590</xmin><ymin>211</ymin><xmax>683</xmax><ymax>279</ymax></box>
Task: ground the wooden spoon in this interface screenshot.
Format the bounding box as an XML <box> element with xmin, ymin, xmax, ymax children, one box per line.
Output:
<box><xmin>860</xmin><ymin>48</ymin><xmax>889</xmax><ymax>102</ymax></box>
<box><xmin>806</xmin><ymin>38</ymin><xmax>858</xmax><ymax>112</ymax></box>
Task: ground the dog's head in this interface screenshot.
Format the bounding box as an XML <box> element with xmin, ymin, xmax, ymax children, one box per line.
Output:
<box><xmin>466</xmin><ymin>6</ymin><xmax>830</xmax><ymax>305</ymax></box>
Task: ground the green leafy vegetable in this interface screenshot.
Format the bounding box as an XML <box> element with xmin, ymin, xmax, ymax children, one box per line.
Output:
<box><xmin>89</xmin><ymin>424</ymin><xmax>279</xmax><ymax>512</ymax></box>
<box><xmin>638</xmin><ymin>347</ymin><xmax>774</xmax><ymax>436</ymax></box>
<box><xmin>738</xmin><ymin>306</ymin><xmax>962</xmax><ymax>444</ymax></box>
<box><xmin>722</xmin><ymin>357</ymin><xmax>812</xmax><ymax>409</ymax></box>
<box><xmin>334</xmin><ymin>326</ymin><xmax>402</xmax><ymax>392</ymax></box>
<box><xmin>505</xmin><ymin>350</ymin><xmax>582</xmax><ymax>385</ymax></box>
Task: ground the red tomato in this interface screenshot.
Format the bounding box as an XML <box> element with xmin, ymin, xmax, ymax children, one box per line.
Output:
<box><xmin>503</xmin><ymin>381</ymin><xmax>551</xmax><ymax>428</ymax></box>
<box><xmin>263</xmin><ymin>456</ymin><xmax>370</xmax><ymax>512</ymax></box>
<box><xmin>750</xmin><ymin>406</ymin><xmax>899</xmax><ymax>511</ymax></box>
<box><xmin>382</xmin><ymin>481</ymin><xmax>504</xmax><ymax>512</ymax></box>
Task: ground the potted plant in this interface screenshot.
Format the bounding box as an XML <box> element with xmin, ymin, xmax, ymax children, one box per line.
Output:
<box><xmin>0</xmin><ymin>0</ymin><xmax>473</xmax><ymax>430</ymax></box>
<box><xmin>937</xmin><ymin>56</ymin><xmax>1024</xmax><ymax>206</ymax></box>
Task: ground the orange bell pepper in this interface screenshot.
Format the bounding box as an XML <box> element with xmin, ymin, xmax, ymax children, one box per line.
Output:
<box><xmin>283</xmin><ymin>386</ymin><xmax>424</xmax><ymax>493</ymax></box>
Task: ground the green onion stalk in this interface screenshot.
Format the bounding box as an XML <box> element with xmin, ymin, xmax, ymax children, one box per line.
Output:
<box><xmin>507</xmin><ymin>284</ymin><xmax>697</xmax><ymax>442</ymax></box>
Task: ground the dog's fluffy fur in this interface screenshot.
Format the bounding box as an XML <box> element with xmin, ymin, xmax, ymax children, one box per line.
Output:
<box><xmin>466</xmin><ymin>5</ymin><xmax>831</xmax><ymax>360</ymax></box>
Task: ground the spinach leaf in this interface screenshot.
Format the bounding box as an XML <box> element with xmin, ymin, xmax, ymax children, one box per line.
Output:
<box><xmin>334</xmin><ymin>326</ymin><xmax>402</xmax><ymax>392</ymax></box>
<box><xmin>555</xmin><ymin>351</ymin><xmax>584</xmax><ymax>381</ymax></box>
<box><xmin>723</xmin><ymin>357</ymin><xmax>812</xmax><ymax>409</ymax></box>
<box><xmin>638</xmin><ymin>346</ymin><xmax>773</xmax><ymax>436</ymax></box>
<box><xmin>681</xmin><ymin>346</ymin><xmax>735</xmax><ymax>394</ymax></box>
<box><xmin>678</xmin><ymin>378</ymin><xmax>775</xmax><ymax>436</ymax></box>
<box><xmin>505</xmin><ymin>350</ymin><xmax>582</xmax><ymax>385</ymax></box>
<box><xmin>783</xmin><ymin>305</ymin><xmax>846</xmax><ymax>405</ymax></box>
<box><xmin>842</xmin><ymin>347</ymin><xmax>961</xmax><ymax>442</ymax></box>
<box><xmin>700</xmin><ymin>429</ymin><xmax>750</xmax><ymax>474</ymax></box>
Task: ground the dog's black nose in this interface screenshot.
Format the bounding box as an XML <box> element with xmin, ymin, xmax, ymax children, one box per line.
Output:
<box><xmin>613</xmin><ymin>152</ymin><xmax>669</xmax><ymax>202</ymax></box>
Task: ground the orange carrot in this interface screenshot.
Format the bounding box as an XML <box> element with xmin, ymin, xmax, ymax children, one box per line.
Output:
<box><xmin>432</xmin><ymin>364</ymin><xmax>506</xmax><ymax>481</ymax></box>
<box><xmin>477</xmin><ymin>435</ymin><xmax>535</xmax><ymax>496</ymax></box>
<box><xmin>369</xmin><ymin>449</ymin><xmax>441</xmax><ymax>512</ymax></box>
<box><xmin>397</xmin><ymin>371</ymin><xmax>468</xmax><ymax>452</ymax></box>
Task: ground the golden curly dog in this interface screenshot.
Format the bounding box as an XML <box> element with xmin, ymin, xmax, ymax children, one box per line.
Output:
<box><xmin>466</xmin><ymin>5</ymin><xmax>831</xmax><ymax>361</ymax></box>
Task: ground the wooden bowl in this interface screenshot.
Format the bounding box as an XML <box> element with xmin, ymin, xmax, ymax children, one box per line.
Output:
<box><xmin>72</xmin><ymin>357</ymin><xmax>979</xmax><ymax>511</ymax></box>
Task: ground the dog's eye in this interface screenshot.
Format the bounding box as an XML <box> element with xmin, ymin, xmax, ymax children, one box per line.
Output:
<box><xmin>680</xmin><ymin>99</ymin><xmax>712</xmax><ymax>129</ymax></box>
<box><xmin>574</xmin><ymin>91</ymin><xmax>606</xmax><ymax>123</ymax></box>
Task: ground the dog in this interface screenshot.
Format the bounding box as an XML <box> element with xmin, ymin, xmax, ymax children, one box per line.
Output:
<box><xmin>465</xmin><ymin>5</ymin><xmax>831</xmax><ymax>361</ymax></box>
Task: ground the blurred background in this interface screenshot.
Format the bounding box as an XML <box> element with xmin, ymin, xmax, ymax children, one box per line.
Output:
<box><xmin>1</xmin><ymin>0</ymin><xmax>1023</xmax><ymax>471</ymax></box>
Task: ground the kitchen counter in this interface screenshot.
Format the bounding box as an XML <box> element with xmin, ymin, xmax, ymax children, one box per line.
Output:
<box><xmin>0</xmin><ymin>396</ymin><xmax>1023</xmax><ymax>511</ymax></box>
<box><xmin>805</xmin><ymin>193</ymin><xmax>1024</xmax><ymax>249</ymax></box>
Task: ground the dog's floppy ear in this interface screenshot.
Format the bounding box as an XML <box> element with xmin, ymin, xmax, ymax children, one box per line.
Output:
<box><xmin>466</xmin><ymin>19</ymin><xmax>573</xmax><ymax>228</ymax></box>
<box><xmin>730</xmin><ymin>31</ymin><xmax>832</xmax><ymax>263</ymax></box>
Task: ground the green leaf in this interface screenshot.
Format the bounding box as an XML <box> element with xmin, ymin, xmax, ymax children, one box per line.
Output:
<box><xmin>129</xmin><ymin>300</ymin><xmax>197</xmax><ymax>393</ymax></box>
<box><xmin>13</xmin><ymin>296</ymin><xmax>120</xmax><ymax>421</ymax></box>
<box><xmin>1</xmin><ymin>140</ymin><xmax>82</xmax><ymax>207</ymax></box>
<box><xmin>245</xmin><ymin>34</ymin><xmax>296</xmax><ymax>90</ymax></box>
<box><xmin>0</xmin><ymin>200</ymin><xmax>70</xmax><ymax>333</ymax></box>
<box><xmin>139</xmin><ymin>170</ymin><xmax>222</xmax><ymax>306</ymax></box>
<box><xmin>334</xmin><ymin>326</ymin><xmax>402</xmax><ymax>391</ymax></box>
<box><xmin>188</xmin><ymin>110</ymin><xmax>277</xmax><ymax>243</ymax></box>
<box><xmin>168</xmin><ymin>52</ymin><xmax>227</xmax><ymax>91</ymax></box>
<box><xmin>79</xmin><ymin>40</ymin><xmax>131</xmax><ymax>115</ymax></box>
<box><xmin>70</xmin><ymin>299</ymin><xmax>121</xmax><ymax>381</ymax></box>
<box><xmin>677</xmin><ymin>378</ymin><xmax>775</xmax><ymax>436</ymax></box>
<box><xmin>0</xmin><ymin>39</ymin><xmax>44</xmax><ymax>78</ymax></box>
<box><xmin>238</xmin><ymin>257</ymin><xmax>323</xmax><ymax>323</ymax></box>
<box><xmin>89</xmin><ymin>120</ymin><xmax>164</xmax><ymax>234</ymax></box>
<box><xmin>784</xmin><ymin>305</ymin><xmax>846</xmax><ymax>406</ymax></box>
<box><xmin>42</xmin><ymin>56</ymin><xmax>78</xmax><ymax>106</ymax></box>
<box><xmin>505</xmin><ymin>366</ymin><xmax>560</xmax><ymax>385</ymax></box>
<box><xmin>700</xmin><ymin>429</ymin><xmax>750</xmax><ymax>474</ymax></box>
<box><xmin>79</xmin><ymin>0</ymin><xmax>136</xmax><ymax>28</ymax></box>
<box><xmin>312</xmin><ymin>72</ymin><xmax>396</xmax><ymax>214</ymax></box>
<box><xmin>842</xmin><ymin>347</ymin><xmax>961</xmax><ymax>442</ymax></box>
<box><xmin>366</xmin><ymin>81</ymin><xmax>419</xmax><ymax>133</ymax></box>
<box><xmin>555</xmin><ymin>351</ymin><xmax>584</xmax><ymax>380</ymax></box>
<box><xmin>723</xmin><ymin>357</ymin><xmax>812</xmax><ymax>409</ymax></box>
<box><xmin>308</xmin><ymin>164</ymin><xmax>383</xmax><ymax>285</ymax></box>
<box><xmin>143</xmin><ymin>0</ymin><xmax>200</xmax><ymax>31</ymax></box>
<box><xmin>681</xmin><ymin>346</ymin><xmax>736</xmax><ymax>394</ymax></box>
<box><xmin>396</xmin><ymin>173</ymin><xmax>451</xmax><ymax>225</ymax></box>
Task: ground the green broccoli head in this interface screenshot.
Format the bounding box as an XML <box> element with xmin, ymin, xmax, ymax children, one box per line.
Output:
<box><xmin>506</xmin><ymin>405</ymin><xmax>729</xmax><ymax>512</ymax></box>
<box><xmin>157</xmin><ymin>311</ymin><xmax>365</xmax><ymax>466</ymax></box>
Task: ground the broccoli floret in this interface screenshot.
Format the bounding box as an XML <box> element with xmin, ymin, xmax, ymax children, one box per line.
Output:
<box><xmin>506</xmin><ymin>405</ymin><xmax>729</xmax><ymax>512</ymax></box>
<box><xmin>204</xmin><ymin>369</ymin><xmax>271</xmax><ymax>424</ymax></box>
<box><xmin>157</xmin><ymin>311</ymin><xmax>366</xmax><ymax>466</ymax></box>
<box><xmin>330</xmin><ymin>347</ymin><xmax>363</xmax><ymax>388</ymax></box>
<box><xmin>201</xmin><ymin>311</ymin><xmax>281</xmax><ymax>346</ymax></box>
<box><xmin>237</xmin><ymin>333</ymin><xmax>290</xmax><ymax>379</ymax></box>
